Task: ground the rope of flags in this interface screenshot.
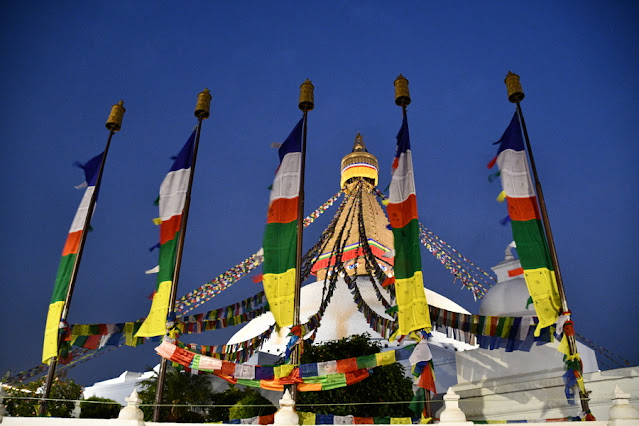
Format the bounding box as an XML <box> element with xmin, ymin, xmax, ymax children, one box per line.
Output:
<box><xmin>228</xmin><ymin>413</ymin><xmax>422</xmax><ymax>424</ymax></box>
<box><xmin>374</xmin><ymin>189</ymin><xmax>494</xmax><ymax>299</ymax></box>
<box><xmin>174</xmin><ymin>192</ymin><xmax>343</xmax><ymax>315</ymax></box>
<box><xmin>429</xmin><ymin>306</ymin><xmax>555</xmax><ymax>350</ymax></box>
<box><xmin>173</xmin><ymin>325</ymin><xmax>276</xmax><ymax>364</ymax></box>
<box><xmin>224</xmin><ymin>414</ymin><xmax>586</xmax><ymax>425</ymax></box>
<box><xmin>155</xmin><ymin>339</ymin><xmax>420</xmax><ymax>393</ymax></box>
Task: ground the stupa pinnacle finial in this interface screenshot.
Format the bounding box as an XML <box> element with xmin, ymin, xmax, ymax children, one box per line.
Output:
<box><xmin>353</xmin><ymin>132</ymin><xmax>368</xmax><ymax>152</ymax></box>
<box><xmin>340</xmin><ymin>132</ymin><xmax>379</xmax><ymax>189</ymax></box>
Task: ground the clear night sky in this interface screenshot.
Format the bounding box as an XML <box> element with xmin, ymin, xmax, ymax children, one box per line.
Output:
<box><xmin>1</xmin><ymin>2</ymin><xmax>637</xmax><ymax>386</ymax></box>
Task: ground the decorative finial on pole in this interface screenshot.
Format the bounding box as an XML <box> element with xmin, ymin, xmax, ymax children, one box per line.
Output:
<box><xmin>505</xmin><ymin>71</ymin><xmax>525</xmax><ymax>103</ymax></box>
<box><xmin>394</xmin><ymin>74</ymin><xmax>411</xmax><ymax>107</ymax></box>
<box><xmin>194</xmin><ymin>88</ymin><xmax>212</xmax><ymax>119</ymax></box>
<box><xmin>299</xmin><ymin>79</ymin><xmax>314</xmax><ymax>112</ymax></box>
<box><xmin>106</xmin><ymin>100</ymin><xmax>125</xmax><ymax>132</ymax></box>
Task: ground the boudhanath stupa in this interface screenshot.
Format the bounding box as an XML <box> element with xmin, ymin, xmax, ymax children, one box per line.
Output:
<box><xmin>227</xmin><ymin>133</ymin><xmax>476</xmax><ymax>393</ymax></box>
<box><xmin>83</xmin><ymin>133</ymin><xmax>638</xmax><ymax>421</ymax></box>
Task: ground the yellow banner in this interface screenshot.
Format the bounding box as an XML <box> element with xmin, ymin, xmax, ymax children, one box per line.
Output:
<box><xmin>523</xmin><ymin>268</ymin><xmax>561</xmax><ymax>336</ymax></box>
<box><xmin>135</xmin><ymin>280</ymin><xmax>172</xmax><ymax>337</ymax></box>
<box><xmin>395</xmin><ymin>271</ymin><xmax>432</xmax><ymax>335</ymax></box>
<box><xmin>263</xmin><ymin>268</ymin><xmax>296</xmax><ymax>328</ymax></box>
<box><xmin>42</xmin><ymin>301</ymin><xmax>65</xmax><ymax>364</ymax></box>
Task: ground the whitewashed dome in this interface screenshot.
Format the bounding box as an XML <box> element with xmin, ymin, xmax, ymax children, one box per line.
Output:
<box><xmin>479</xmin><ymin>243</ymin><xmax>536</xmax><ymax>317</ymax></box>
<box><xmin>228</xmin><ymin>275</ymin><xmax>477</xmax><ymax>356</ymax></box>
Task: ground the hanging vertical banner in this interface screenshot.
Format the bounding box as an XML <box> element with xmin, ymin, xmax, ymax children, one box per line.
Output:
<box><xmin>42</xmin><ymin>152</ymin><xmax>104</xmax><ymax>364</ymax></box>
<box><xmin>386</xmin><ymin>115</ymin><xmax>431</xmax><ymax>335</ymax></box>
<box><xmin>491</xmin><ymin>113</ymin><xmax>561</xmax><ymax>335</ymax></box>
<box><xmin>262</xmin><ymin>118</ymin><xmax>304</xmax><ymax>328</ymax></box>
<box><xmin>136</xmin><ymin>130</ymin><xmax>196</xmax><ymax>337</ymax></box>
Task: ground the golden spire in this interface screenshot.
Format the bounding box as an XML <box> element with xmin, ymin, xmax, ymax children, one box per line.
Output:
<box><xmin>353</xmin><ymin>132</ymin><xmax>367</xmax><ymax>152</ymax></box>
<box><xmin>313</xmin><ymin>136</ymin><xmax>393</xmax><ymax>281</ymax></box>
<box><xmin>340</xmin><ymin>133</ymin><xmax>379</xmax><ymax>189</ymax></box>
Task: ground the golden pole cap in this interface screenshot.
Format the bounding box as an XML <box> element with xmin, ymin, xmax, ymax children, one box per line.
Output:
<box><xmin>105</xmin><ymin>100</ymin><xmax>125</xmax><ymax>132</ymax></box>
<box><xmin>299</xmin><ymin>79</ymin><xmax>314</xmax><ymax>112</ymax></box>
<box><xmin>194</xmin><ymin>88</ymin><xmax>212</xmax><ymax>119</ymax></box>
<box><xmin>505</xmin><ymin>71</ymin><xmax>525</xmax><ymax>103</ymax></box>
<box><xmin>394</xmin><ymin>74</ymin><xmax>411</xmax><ymax>107</ymax></box>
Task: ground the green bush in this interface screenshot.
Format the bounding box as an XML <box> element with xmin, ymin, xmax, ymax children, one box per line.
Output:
<box><xmin>228</xmin><ymin>388</ymin><xmax>276</xmax><ymax>420</ymax></box>
<box><xmin>138</xmin><ymin>367</ymin><xmax>214</xmax><ymax>422</ymax></box>
<box><xmin>80</xmin><ymin>396</ymin><xmax>121</xmax><ymax>419</ymax></box>
<box><xmin>297</xmin><ymin>334</ymin><xmax>414</xmax><ymax>417</ymax></box>
<box><xmin>3</xmin><ymin>377</ymin><xmax>83</xmax><ymax>418</ymax></box>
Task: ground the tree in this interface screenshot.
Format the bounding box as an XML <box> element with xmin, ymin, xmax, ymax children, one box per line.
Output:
<box><xmin>4</xmin><ymin>377</ymin><xmax>83</xmax><ymax>418</ymax></box>
<box><xmin>228</xmin><ymin>388</ymin><xmax>277</xmax><ymax>420</ymax></box>
<box><xmin>297</xmin><ymin>333</ymin><xmax>415</xmax><ymax>417</ymax></box>
<box><xmin>80</xmin><ymin>396</ymin><xmax>121</xmax><ymax>419</ymax></box>
<box><xmin>138</xmin><ymin>367</ymin><xmax>215</xmax><ymax>422</ymax></box>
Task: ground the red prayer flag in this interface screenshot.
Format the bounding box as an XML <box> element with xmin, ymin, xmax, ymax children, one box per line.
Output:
<box><xmin>345</xmin><ymin>369</ymin><xmax>370</xmax><ymax>385</ymax></box>
<box><xmin>259</xmin><ymin>414</ymin><xmax>274</xmax><ymax>425</ymax></box>
<box><xmin>336</xmin><ymin>357</ymin><xmax>358</xmax><ymax>373</ymax></box>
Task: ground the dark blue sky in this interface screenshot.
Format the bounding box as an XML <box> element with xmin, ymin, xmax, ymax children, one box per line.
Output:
<box><xmin>1</xmin><ymin>2</ymin><xmax>637</xmax><ymax>386</ymax></box>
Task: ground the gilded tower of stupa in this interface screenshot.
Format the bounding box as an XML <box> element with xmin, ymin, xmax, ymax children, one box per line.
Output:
<box><xmin>312</xmin><ymin>133</ymin><xmax>394</xmax><ymax>281</ymax></box>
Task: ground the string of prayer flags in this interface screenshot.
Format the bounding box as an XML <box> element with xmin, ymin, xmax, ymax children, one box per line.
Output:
<box><xmin>174</xmin><ymin>191</ymin><xmax>340</xmax><ymax>316</ymax></box>
<box><xmin>230</xmin><ymin>413</ymin><xmax>589</xmax><ymax>424</ymax></box>
<box><xmin>136</xmin><ymin>130</ymin><xmax>196</xmax><ymax>338</ymax></box>
<box><xmin>156</xmin><ymin>339</ymin><xmax>418</xmax><ymax>392</ymax></box>
<box><xmin>43</xmin><ymin>152</ymin><xmax>105</xmax><ymax>364</ymax></box>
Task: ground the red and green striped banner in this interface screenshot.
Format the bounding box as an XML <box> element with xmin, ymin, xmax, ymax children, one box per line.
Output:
<box><xmin>386</xmin><ymin>115</ymin><xmax>431</xmax><ymax>335</ymax></box>
<box><xmin>489</xmin><ymin>113</ymin><xmax>561</xmax><ymax>335</ymax></box>
<box><xmin>262</xmin><ymin>118</ymin><xmax>303</xmax><ymax>328</ymax></box>
<box><xmin>42</xmin><ymin>152</ymin><xmax>104</xmax><ymax>364</ymax></box>
<box><xmin>136</xmin><ymin>130</ymin><xmax>196</xmax><ymax>337</ymax></box>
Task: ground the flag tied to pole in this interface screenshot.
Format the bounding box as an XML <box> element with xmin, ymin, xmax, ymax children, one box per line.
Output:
<box><xmin>262</xmin><ymin>118</ymin><xmax>304</xmax><ymax>328</ymax></box>
<box><xmin>490</xmin><ymin>113</ymin><xmax>561</xmax><ymax>335</ymax></box>
<box><xmin>136</xmin><ymin>129</ymin><xmax>196</xmax><ymax>337</ymax></box>
<box><xmin>386</xmin><ymin>115</ymin><xmax>432</xmax><ymax>335</ymax></box>
<box><xmin>42</xmin><ymin>152</ymin><xmax>104</xmax><ymax>363</ymax></box>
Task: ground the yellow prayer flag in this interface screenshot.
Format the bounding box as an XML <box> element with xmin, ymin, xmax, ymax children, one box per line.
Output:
<box><xmin>375</xmin><ymin>350</ymin><xmax>396</xmax><ymax>366</ymax></box>
<box><xmin>298</xmin><ymin>412</ymin><xmax>316</xmax><ymax>425</ymax></box>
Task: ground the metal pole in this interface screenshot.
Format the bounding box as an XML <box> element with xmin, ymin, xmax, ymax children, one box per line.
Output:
<box><xmin>39</xmin><ymin>101</ymin><xmax>124</xmax><ymax>416</ymax></box>
<box><xmin>290</xmin><ymin>111</ymin><xmax>307</xmax><ymax>401</ymax></box>
<box><xmin>505</xmin><ymin>71</ymin><xmax>590</xmax><ymax>413</ymax></box>
<box><xmin>153</xmin><ymin>89</ymin><xmax>211</xmax><ymax>422</ymax></box>
<box><xmin>515</xmin><ymin>101</ymin><xmax>590</xmax><ymax>413</ymax></box>
<box><xmin>153</xmin><ymin>119</ymin><xmax>202</xmax><ymax>422</ymax></box>
<box><xmin>291</xmin><ymin>80</ymin><xmax>313</xmax><ymax>401</ymax></box>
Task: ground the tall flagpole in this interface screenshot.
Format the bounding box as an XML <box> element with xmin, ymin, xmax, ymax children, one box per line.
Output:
<box><xmin>504</xmin><ymin>72</ymin><xmax>591</xmax><ymax>414</ymax></box>
<box><xmin>152</xmin><ymin>89</ymin><xmax>212</xmax><ymax>422</ymax></box>
<box><xmin>291</xmin><ymin>79</ymin><xmax>314</xmax><ymax>401</ymax></box>
<box><xmin>39</xmin><ymin>101</ymin><xmax>125</xmax><ymax>416</ymax></box>
<box><xmin>394</xmin><ymin>74</ymin><xmax>432</xmax><ymax>419</ymax></box>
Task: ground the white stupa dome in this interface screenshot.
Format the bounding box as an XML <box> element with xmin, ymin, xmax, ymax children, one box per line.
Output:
<box><xmin>228</xmin><ymin>275</ymin><xmax>477</xmax><ymax>356</ymax></box>
<box><xmin>479</xmin><ymin>243</ymin><xmax>535</xmax><ymax>317</ymax></box>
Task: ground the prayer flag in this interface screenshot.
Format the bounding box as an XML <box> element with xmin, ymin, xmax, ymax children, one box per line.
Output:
<box><xmin>136</xmin><ymin>130</ymin><xmax>196</xmax><ymax>337</ymax></box>
<box><xmin>42</xmin><ymin>152</ymin><xmax>104</xmax><ymax>364</ymax></box>
<box><xmin>493</xmin><ymin>113</ymin><xmax>561</xmax><ymax>335</ymax></box>
<box><xmin>262</xmin><ymin>118</ymin><xmax>303</xmax><ymax>327</ymax></box>
<box><xmin>386</xmin><ymin>115</ymin><xmax>432</xmax><ymax>335</ymax></box>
